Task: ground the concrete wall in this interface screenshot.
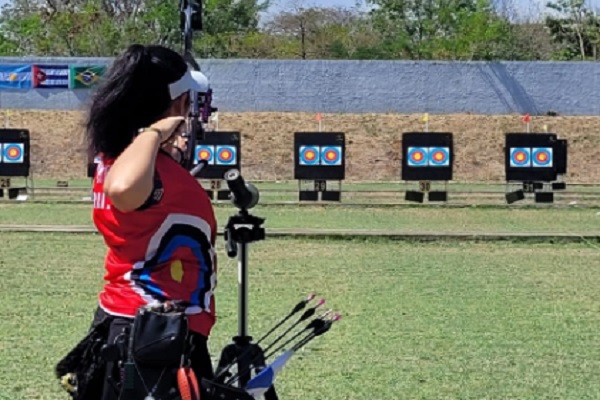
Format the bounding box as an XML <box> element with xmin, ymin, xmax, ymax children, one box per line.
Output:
<box><xmin>0</xmin><ymin>57</ymin><xmax>599</xmax><ymax>115</ymax></box>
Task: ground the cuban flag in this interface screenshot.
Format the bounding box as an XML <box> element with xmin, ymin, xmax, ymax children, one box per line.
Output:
<box><xmin>32</xmin><ymin>65</ymin><xmax>69</xmax><ymax>88</ymax></box>
<box><xmin>0</xmin><ymin>64</ymin><xmax>32</xmax><ymax>89</ymax></box>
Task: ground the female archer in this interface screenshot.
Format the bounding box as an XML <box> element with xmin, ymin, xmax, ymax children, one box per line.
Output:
<box><xmin>86</xmin><ymin>44</ymin><xmax>217</xmax><ymax>400</ymax></box>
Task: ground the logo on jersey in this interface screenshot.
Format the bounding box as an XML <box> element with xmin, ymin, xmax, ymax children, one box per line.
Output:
<box><xmin>128</xmin><ymin>214</ymin><xmax>216</xmax><ymax>312</ymax></box>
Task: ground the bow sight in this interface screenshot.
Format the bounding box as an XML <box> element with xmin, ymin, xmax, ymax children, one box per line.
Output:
<box><xmin>179</xmin><ymin>0</ymin><xmax>217</xmax><ymax>173</ymax></box>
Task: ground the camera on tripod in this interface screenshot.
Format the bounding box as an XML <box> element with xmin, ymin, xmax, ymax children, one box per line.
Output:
<box><xmin>191</xmin><ymin>170</ymin><xmax>340</xmax><ymax>400</ymax></box>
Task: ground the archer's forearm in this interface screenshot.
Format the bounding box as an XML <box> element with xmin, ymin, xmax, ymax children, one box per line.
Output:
<box><xmin>104</xmin><ymin>132</ymin><xmax>161</xmax><ymax>212</ymax></box>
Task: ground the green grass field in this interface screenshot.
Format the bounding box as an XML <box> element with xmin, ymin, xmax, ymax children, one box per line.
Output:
<box><xmin>5</xmin><ymin>178</ymin><xmax>600</xmax><ymax>205</ymax></box>
<box><xmin>1</xmin><ymin>203</ymin><xmax>599</xmax><ymax>399</ymax></box>
<box><xmin>2</xmin><ymin>202</ymin><xmax>600</xmax><ymax>234</ymax></box>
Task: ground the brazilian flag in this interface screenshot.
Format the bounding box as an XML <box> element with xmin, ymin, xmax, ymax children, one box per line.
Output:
<box><xmin>69</xmin><ymin>65</ymin><xmax>106</xmax><ymax>89</ymax></box>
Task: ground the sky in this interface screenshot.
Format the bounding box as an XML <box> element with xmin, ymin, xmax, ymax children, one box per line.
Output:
<box><xmin>265</xmin><ymin>0</ymin><xmax>600</xmax><ymax>15</ymax></box>
<box><xmin>2</xmin><ymin>0</ymin><xmax>600</xmax><ymax>19</ymax></box>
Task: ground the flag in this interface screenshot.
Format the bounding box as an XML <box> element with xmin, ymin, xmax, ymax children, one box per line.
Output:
<box><xmin>32</xmin><ymin>65</ymin><xmax>69</xmax><ymax>88</ymax></box>
<box><xmin>0</xmin><ymin>64</ymin><xmax>32</xmax><ymax>89</ymax></box>
<box><xmin>316</xmin><ymin>113</ymin><xmax>322</xmax><ymax>121</ymax></box>
<box><xmin>70</xmin><ymin>65</ymin><xmax>106</xmax><ymax>89</ymax></box>
<box><xmin>522</xmin><ymin>114</ymin><xmax>531</xmax><ymax>123</ymax></box>
<box><xmin>421</xmin><ymin>113</ymin><xmax>429</xmax><ymax>123</ymax></box>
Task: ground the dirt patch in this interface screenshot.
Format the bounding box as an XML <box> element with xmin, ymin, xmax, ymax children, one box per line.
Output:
<box><xmin>2</xmin><ymin>110</ymin><xmax>599</xmax><ymax>183</ymax></box>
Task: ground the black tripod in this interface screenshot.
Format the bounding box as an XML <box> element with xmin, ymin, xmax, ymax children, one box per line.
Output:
<box><xmin>207</xmin><ymin>169</ymin><xmax>279</xmax><ymax>400</ymax></box>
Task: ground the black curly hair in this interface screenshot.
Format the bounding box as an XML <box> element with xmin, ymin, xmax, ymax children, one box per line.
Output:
<box><xmin>86</xmin><ymin>44</ymin><xmax>189</xmax><ymax>159</ymax></box>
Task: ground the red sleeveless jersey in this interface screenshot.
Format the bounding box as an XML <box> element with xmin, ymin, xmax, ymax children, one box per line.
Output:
<box><xmin>92</xmin><ymin>151</ymin><xmax>217</xmax><ymax>337</ymax></box>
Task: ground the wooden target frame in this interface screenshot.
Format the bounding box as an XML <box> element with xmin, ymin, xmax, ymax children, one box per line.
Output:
<box><xmin>193</xmin><ymin>131</ymin><xmax>241</xmax><ymax>202</ymax></box>
<box><xmin>401</xmin><ymin>132</ymin><xmax>453</xmax><ymax>203</ymax></box>
<box><xmin>504</xmin><ymin>133</ymin><xmax>568</xmax><ymax>204</ymax></box>
<box><xmin>0</xmin><ymin>128</ymin><xmax>32</xmax><ymax>201</ymax></box>
<box><xmin>294</xmin><ymin>132</ymin><xmax>345</xmax><ymax>202</ymax></box>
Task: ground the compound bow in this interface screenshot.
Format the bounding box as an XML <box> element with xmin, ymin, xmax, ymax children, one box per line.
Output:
<box><xmin>177</xmin><ymin>4</ymin><xmax>340</xmax><ymax>399</ymax></box>
<box><xmin>179</xmin><ymin>0</ymin><xmax>216</xmax><ymax>172</ymax></box>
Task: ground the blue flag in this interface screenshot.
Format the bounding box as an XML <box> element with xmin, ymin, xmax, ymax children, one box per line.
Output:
<box><xmin>0</xmin><ymin>64</ymin><xmax>32</xmax><ymax>89</ymax></box>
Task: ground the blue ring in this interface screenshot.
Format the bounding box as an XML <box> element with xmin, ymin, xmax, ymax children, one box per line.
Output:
<box><xmin>510</xmin><ymin>148</ymin><xmax>530</xmax><ymax>166</ymax></box>
<box><xmin>429</xmin><ymin>147</ymin><xmax>449</xmax><ymax>166</ymax></box>
<box><xmin>532</xmin><ymin>148</ymin><xmax>552</xmax><ymax>167</ymax></box>
<box><xmin>407</xmin><ymin>147</ymin><xmax>428</xmax><ymax>166</ymax></box>
<box><xmin>321</xmin><ymin>146</ymin><xmax>341</xmax><ymax>165</ymax></box>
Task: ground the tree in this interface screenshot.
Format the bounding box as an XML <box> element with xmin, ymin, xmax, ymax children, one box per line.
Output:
<box><xmin>262</xmin><ymin>5</ymin><xmax>379</xmax><ymax>59</ymax></box>
<box><xmin>545</xmin><ymin>0</ymin><xmax>600</xmax><ymax>60</ymax></box>
<box><xmin>193</xmin><ymin>0</ymin><xmax>271</xmax><ymax>57</ymax></box>
<box><xmin>366</xmin><ymin>0</ymin><xmax>516</xmax><ymax>60</ymax></box>
<box><xmin>0</xmin><ymin>0</ymin><xmax>270</xmax><ymax>57</ymax></box>
<box><xmin>0</xmin><ymin>0</ymin><xmax>181</xmax><ymax>56</ymax></box>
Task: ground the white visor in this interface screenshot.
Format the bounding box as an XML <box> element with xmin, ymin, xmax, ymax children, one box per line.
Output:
<box><xmin>169</xmin><ymin>68</ymin><xmax>209</xmax><ymax>100</ymax></box>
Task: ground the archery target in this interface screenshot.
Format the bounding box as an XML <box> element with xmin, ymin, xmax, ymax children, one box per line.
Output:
<box><xmin>215</xmin><ymin>145</ymin><xmax>237</xmax><ymax>165</ymax></box>
<box><xmin>510</xmin><ymin>147</ymin><xmax>531</xmax><ymax>167</ymax></box>
<box><xmin>532</xmin><ymin>147</ymin><xmax>553</xmax><ymax>167</ymax></box>
<box><xmin>195</xmin><ymin>145</ymin><xmax>215</xmax><ymax>165</ymax></box>
<box><xmin>407</xmin><ymin>147</ymin><xmax>428</xmax><ymax>167</ymax></box>
<box><xmin>299</xmin><ymin>146</ymin><xmax>320</xmax><ymax>166</ymax></box>
<box><xmin>320</xmin><ymin>146</ymin><xmax>342</xmax><ymax>166</ymax></box>
<box><xmin>428</xmin><ymin>147</ymin><xmax>450</xmax><ymax>167</ymax></box>
<box><xmin>2</xmin><ymin>143</ymin><xmax>24</xmax><ymax>163</ymax></box>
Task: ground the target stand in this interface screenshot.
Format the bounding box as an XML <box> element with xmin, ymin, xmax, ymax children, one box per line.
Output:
<box><xmin>193</xmin><ymin>131</ymin><xmax>241</xmax><ymax>201</ymax></box>
<box><xmin>0</xmin><ymin>129</ymin><xmax>32</xmax><ymax>201</ymax></box>
<box><xmin>401</xmin><ymin>132</ymin><xmax>453</xmax><ymax>203</ymax></box>
<box><xmin>294</xmin><ymin>132</ymin><xmax>345</xmax><ymax>202</ymax></box>
<box><xmin>504</xmin><ymin>133</ymin><xmax>567</xmax><ymax>204</ymax></box>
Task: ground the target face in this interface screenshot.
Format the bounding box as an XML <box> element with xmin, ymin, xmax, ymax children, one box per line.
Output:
<box><xmin>215</xmin><ymin>145</ymin><xmax>237</xmax><ymax>165</ymax></box>
<box><xmin>407</xmin><ymin>147</ymin><xmax>428</xmax><ymax>167</ymax></box>
<box><xmin>531</xmin><ymin>147</ymin><xmax>553</xmax><ymax>167</ymax></box>
<box><xmin>320</xmin><ymin>146</ymin><xmax>342</xmax><ymax>166</ymax></box>
<box><xmin>2</xmin><ymin>143</ymin><xmax>24</xmax><ymax>163</ymax></box>
<box><xmin>299</xmin><ymin>146</ymin><xmax>320</xmax><ymax>166</ymax></box>
<box><xmin>195</xmin><ymin>145</ymin><xmax>214</xmax><ymax>165</ymax></box>
<box><xmin>428</xmin><ymin>147</ymin><xmax>449</xmax><ymax>167</ymax></box>
<box><xmin>510</xmin><ymin>147</ymin><xmax>531</xmax><ymax>167</ymax></box>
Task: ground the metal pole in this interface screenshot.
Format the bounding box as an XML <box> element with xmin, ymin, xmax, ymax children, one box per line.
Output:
<box><xmin>238</xmin><ymin>242</ymin><xmax>249</xmax><ymax>338</ymax></box>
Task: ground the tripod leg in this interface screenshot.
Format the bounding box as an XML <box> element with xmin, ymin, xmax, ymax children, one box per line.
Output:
<box><xmin>238</xmin><ymin>343</ymin><xmax>278</xmax><ymax>400</ymax></box>
<box><xmin>215</xmin><ymin>344</ymin><xmax>239</xmax><ymax>383</ymax></box>
<box><xmin>264</xmin><ymin>386</ymin><xmax>279</xmax><ymax>400</ymax></box>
